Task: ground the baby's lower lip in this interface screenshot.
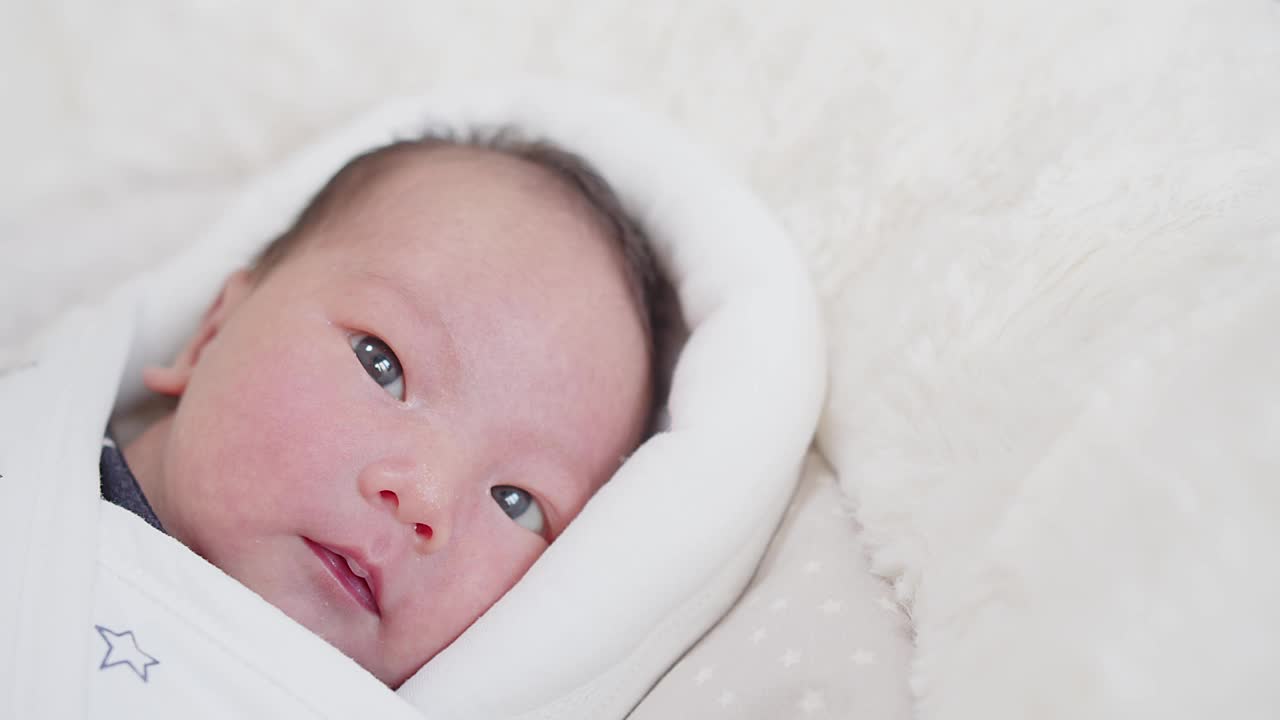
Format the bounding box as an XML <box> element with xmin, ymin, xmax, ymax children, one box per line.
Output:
<box><xmin>304</xmin><ymin>538</ymin><xmax>380</xmax><ymax>617</ymax></box>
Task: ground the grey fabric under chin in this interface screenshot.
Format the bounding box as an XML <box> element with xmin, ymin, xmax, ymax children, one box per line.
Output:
<box><xmin>99</xmin><ymin>430</ymin><xmax>166</xmax><ymax>533</ymax></box>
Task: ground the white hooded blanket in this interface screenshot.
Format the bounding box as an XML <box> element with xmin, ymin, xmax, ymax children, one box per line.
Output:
<box><xmin>0</xmin><ymin>86</ymin><xmax>825</xmax><ymax>720</ymax></box>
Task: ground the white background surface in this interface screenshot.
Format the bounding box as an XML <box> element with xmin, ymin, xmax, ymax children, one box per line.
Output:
<box><xmin>4</xmin><ymin>2</ymin><xmax>1280</xmax><ymax>717</ymax></box>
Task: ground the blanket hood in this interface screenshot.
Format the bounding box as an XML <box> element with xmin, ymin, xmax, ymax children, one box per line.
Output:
<box><xmin>108</xmin><ymin>83</ymin><xmax>825</xmax><ymax>719</ymax></box>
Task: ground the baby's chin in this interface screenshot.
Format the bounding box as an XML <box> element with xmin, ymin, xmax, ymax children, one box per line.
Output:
<box><xmin>268</xmin><ymin>577</ymin><xmax>416</xmax><ymax>685</ymax></box>
<box><xmin>210</xmin><ymin>537</ymin><xmax>419</xmax><ymax>684</ymax></box>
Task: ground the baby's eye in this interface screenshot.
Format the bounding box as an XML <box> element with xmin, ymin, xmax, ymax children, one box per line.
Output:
<box><xmin>490</xmin><ymin>486</ymin><xmax>546</xmax><ymax>536</ymax></box>
<box><xmin>349</xmin><ymin>334</ymin><xmax>405</xmax><ymax>401</ymax></box>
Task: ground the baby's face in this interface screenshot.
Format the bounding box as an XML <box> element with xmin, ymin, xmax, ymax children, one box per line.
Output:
<box><xmin>138</xmin><ymin>149</ymin><xmax>651</xmax><ymax>685</ymax></box>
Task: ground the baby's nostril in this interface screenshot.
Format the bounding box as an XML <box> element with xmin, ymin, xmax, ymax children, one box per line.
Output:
<box><xmin>414</xmin><ymin>523</ymin><xmax>433</xmax><ymax>540</ymax></box>
<box><xmin>379</xmin><ymin>489</ymin><xmax>398</xmax><ymax>508</ymax></box>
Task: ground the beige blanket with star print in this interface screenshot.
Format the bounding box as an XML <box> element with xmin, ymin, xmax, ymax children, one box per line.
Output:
<box><xmin>630</xmin><ymin>453</ymin><xmax>913</xmax><ymax>718</ymax></box>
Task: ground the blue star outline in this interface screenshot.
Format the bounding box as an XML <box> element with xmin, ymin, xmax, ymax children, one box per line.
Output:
<box><xmin>95</xmin><ymin>625</ymin><xmax>160</xmax><ymax>682</ymax></box>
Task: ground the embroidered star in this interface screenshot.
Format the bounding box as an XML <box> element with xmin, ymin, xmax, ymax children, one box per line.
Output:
<box><xmin>802</xmin><ymin>560</ymin><xmax>823</xmax><ymax>575</ymax></box>
<box><xmin>717</xmin><ymin>690</ymin><xmax>736</xmax><ymax>707</ymax></box>
<box><xmin>780</xmin><ymin>648</ymin><xmax>802</xmax><ymax>668</ymax></box>
<box><xmin>694</xmin><ymin>666</ymin><xmax>715</xmax><ymax>686</ymax></box>
<box><xmin>852</xmin><ymin>648</ymin><xmax>876</xmax><ymax>666</ymax></box>
<box><xmin>96</xmin><ymin>625</ymin><xmax>159</xmax><ymax>682</ymax></box>
<box><xmin>798</xmin><ymin>688</ymin><xmax>826</xmax><ymax>713</ymax></box>
<box><xmin>750</xmin><ymin>627</ymin><xmax>768</xmax><ymax>645</ymax></box>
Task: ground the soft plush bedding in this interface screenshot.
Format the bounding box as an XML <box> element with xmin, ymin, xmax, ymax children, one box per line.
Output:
<box><xmin>5</xmin><ymin>0</ymin><xmax>1280</xmax><ymax>718</ymax></box>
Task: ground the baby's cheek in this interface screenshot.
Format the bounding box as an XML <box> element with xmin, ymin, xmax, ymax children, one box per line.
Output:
<box><xmin>459</xmin><ymin>529</ymin><xmax>546</xmax><ymax>609</ymax></box>
<box><xmin>261</xmin><ymin>371</ymin><xmax>361</xmax><ymax>495</ymax></box>
<box><xmin>399</xmin><ymin>528</ymin><xmax>544</xmax><ymax>643</ymax></box>
<box><xmin>186</xmin><ymin>340</ymin><xmax>361</xmax><ymax>526</ymax></box>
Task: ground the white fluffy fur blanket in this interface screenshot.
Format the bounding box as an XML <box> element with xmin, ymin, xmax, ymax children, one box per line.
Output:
<box><xmin>4</xmin><ymin>1</ymin><xmax>1279</xmax><ymax>717</ymax></box>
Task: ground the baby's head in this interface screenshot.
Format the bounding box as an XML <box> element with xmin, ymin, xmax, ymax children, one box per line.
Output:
<box><xmin>124</xmin><ymin>131</ymin><xmax>660</xmax><ymax>685</ymax></box>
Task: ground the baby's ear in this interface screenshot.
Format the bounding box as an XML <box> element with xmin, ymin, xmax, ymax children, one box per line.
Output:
<box><xmin>142</xmin><ymin>269</ymin><xmax>255</xmax><ymax>397</ymax></box>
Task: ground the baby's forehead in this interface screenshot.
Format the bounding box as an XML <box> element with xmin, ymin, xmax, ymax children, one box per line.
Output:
<box><xmin>286</xmin><ymin>145</ymin><xmax>632</xmax><ymax>305</ymax></box>
<box><xmin>336</xmin><ymin>145</ymin><xmax>610</xmax><ymax>234</ymax></box>
<box><xmin>257</xmin><ymin>136</ymin><xmax>654</xmax><ymax>354</ymax></box>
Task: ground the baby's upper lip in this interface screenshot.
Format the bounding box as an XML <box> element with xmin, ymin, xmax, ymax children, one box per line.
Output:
<box><xmin>306</xmin><ymin>538</ymin><xmax>384</xmax><ymax>616</ymax></box>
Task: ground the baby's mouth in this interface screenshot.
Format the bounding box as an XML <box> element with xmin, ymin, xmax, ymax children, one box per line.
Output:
<box><xmin>304</xmin><ymin>538</ymin><xmax>381</xmax><ymax>617</ymax></box>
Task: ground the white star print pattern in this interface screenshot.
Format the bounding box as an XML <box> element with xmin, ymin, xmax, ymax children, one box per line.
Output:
<box><xmin>626</xmin><ymin>455</ymin><xmax>913</xmax><ymax>720</ymax></box>
<box><xmin>799</xmin><ymin>689</ymin><xmax>826</xmax><ymax>714</ymax></box>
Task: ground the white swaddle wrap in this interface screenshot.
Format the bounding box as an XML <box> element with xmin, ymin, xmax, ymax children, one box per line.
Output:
<box><xmin>0</xmin><ymin>85</ymin><xmax>824</xmax><ymax>719</ymax></box>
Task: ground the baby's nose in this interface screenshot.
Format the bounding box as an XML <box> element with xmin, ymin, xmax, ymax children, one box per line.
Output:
<box><xmin>357</xmin><ymin>460</ymin><xmax>451</xmax><ymax>553</ymax></box>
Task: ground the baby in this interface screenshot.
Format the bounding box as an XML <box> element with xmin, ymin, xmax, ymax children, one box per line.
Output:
<box><xmin>110</xmin><ymin>131</ymin><xmax>661</xmax><ymax>687</ymax></box>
